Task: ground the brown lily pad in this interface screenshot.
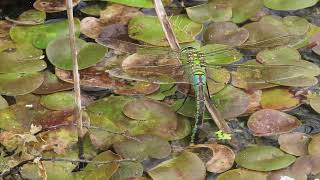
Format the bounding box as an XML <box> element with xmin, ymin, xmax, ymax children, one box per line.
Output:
<box><xmin>33</xmin><ymin>70</ymin><xmax>73</xmax><ymax>95</ymax></box>
<box><xmin>246</xmin><ymin>90</ymin><xmax>262</xmax><ymax>113</ymax></box>
<box><xmin>114</xmin><ymin>81</ymin><xmax>160</xmax><ymax>96</ymax></box>
<box><xmin>100</xmin><ymin>4</ymin><xmax>143</xmax><ymax>25</ymax></box>
<box><xmin>113</xmin><ymin>134</ymin><xmax>171</xmax><ymax>161</ymax></box>
<box><xmin>307</xmin><ymin>94</ymin><xmax>320</xmax><ymax>113</ymax></box>
<box><xmin>247</xmin><ymin>109</ymin><xmax>301</xmax><ymax>136</ymax></box>
<box><xmin>204</xmin><ymin>22</ymin><xmax>249</xmax><ymax>46</ymax></box>
<box><xmin>33</xmin><ymin>0</ymin><xmax>80</xmax><ymax>13</ymax></box>
<box><xmin>308</xmin><ymin>133</ymin><xmax>320</xmax><ymax>156</ymax></box>
<box><xmin>148</xmin><ymin>151</ymin><xmax>206</xmax><ymax>180</ymax></box>
<box><xmin>190</xmin><ymin>144</ymin><xmax>235</xmax><ymax>173</ymax></box>
<box><xmin>80</xmin><ymin>17</ymin><xmax>104</xmax><ymax>39</ymax></box>
<box><xmin>278</xmin><ymin>132</ymin><xmax>311</xmax><ymax>156</ymax></box>
<box><xmin>260</xmin><ymin>87</ymin><xmax>300</xmax><ymax>110</ymax></box>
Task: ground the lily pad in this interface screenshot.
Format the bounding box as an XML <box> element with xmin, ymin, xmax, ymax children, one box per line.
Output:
<box><xmin>260</xmin><ymin>87</ymin><xmax>300</xmax><ymax>110</ymax></box>
<box><xmin>148</xmin><ymin>151</ymin><xmax>206</xmax><ymax>180</ymax></box>
<box><xmin>113</xmin><ymin>135</ymin><xmax>171</xmax><ymax>161</ymax></box>
<box><xmin>110</xmin><ymin>161</ymin><xmax>144</xmax><ymax>180</ymax></box>
<box><xmin>0</xmin><ymin>43</ymin><xmax>46</xmax><ymax>73</ymax></box>
<box><xmin>100</xmin><ymin>4</ymin><xmax>143</xmax><ymax>25</ymax></box>
<box><xmin>40</xmin><ymin>91</ymin><xmax>75</xmax><ymax>111</ymax></box>
<box><xmin>308</xmin><ymin>133</ymin><xmax>320</xmax><ymax>155</ymax></box>
<box><xmin>6</xmin><ymin>9</ymin><xmax>46</xmax><ymax>25</ymax></box>
<box><xmin>256</xmin><ymin>46</ymin><xmax>301</xmax><ymax>64</ymax></box>
<box><xmin>204</xmin><ymin>22</ymin><xmax>249</xmax><ymax>46</ymax></box>
<box><xmin>80</xmin><ymin>17</ymin><xmax>104</xmax><ymax>39</ymax></box>
<box><xmin>247</xmin><ymin>109</ymin><xmax>301</xmax><ymax>136</ymax></box>
<box><xmin>0</xmin><ymin>72</ymin><xmax>44</xmax><ymax>96</ymax></box>
<box><xmin>231</xmin><ymin>0</ymin><xmax>263</xmax><ymax>23</ymax></box>
<box><xmin>200</xmin><ymin>44</ymin><xmax>243</xmax><ymax>64</ymax></box>
<box><xmin>10</xmin><ymin>19</ymin><xmax>81</xmax><ymax>49</ymax></box>
<box><xmin>46</xmin><ymin>37</ymin><xmax>107</xmax><ymax>70</ymax></box>
<box><xmin>33</xmin><ymin>0</ymin><xmax>80</xmax><ymax>13</ymax></box>
<box><xmin>114</xmin><ymin>81</ymin><xmax>160</xmax><ymax>96</ymax></box>
<box><xmin>0</xmin><ymin>96</ymin><xmax>8</xmax><ymax>110</ymax></box>
<box><xmin>235</xmin><ymin>145</ymin><xmax>296</xmax><ymax>171</ymax></box>
<box><xmin>186</xmin><ymin>0</ymin><xmax>232</xmax><ymax>23</ymax></box>
<box><xmin>80</xmin><ymin>3</ymin><xmax>106</xmax><ymax>16</ymax></box>
<box><xmin>217</xmin><ymin>168</ymin><xmax>268</xmax><ymax>180</ymax></box>
<box><xmin>278</xmin><ymin>132</ymin><xmax>311</xmax><ymax>156</ymax></box>
<box><xmin>128</xmin><ymin>15</ymin><xmax>203</xmax><ymax>46</ymax></box>
<box><xmin>95</xmin><ymin>0</ymin><xmax>172</xmax><ymax>8</ymax></box>
<box><xmin>190</xmin><ymin>144</ymin><xmax>235</xmax><ymax>173</ymax></box>
<box><xmin>33</xmin><ymin>71</ymin><xmax>73</xmax><ymax>95</ymax></box>
<box><xmin>263</xmin><ymin>0</ymin><xmax>320</xmax><ymax>11</ymax></box>
<box><xmin>307</xmin><ymin>94</ymin><xmax>320</xmax><ymax>113</ymax></box>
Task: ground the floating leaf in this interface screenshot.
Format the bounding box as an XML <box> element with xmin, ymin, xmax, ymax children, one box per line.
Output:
<box><xmin>191</xmin><ymin>144</ymin><xmax>235</xmax><ymax>173</ymax></box>
<box><xmin>0</xmin><ymin>96</ymin><xmax>8</xmax><ymax>110</ymax></box>
<box><xmin>235</xmin><ymin>145</ymin><xmax>296</xmax><ymax>171</ymax></box>
<box><xmin>113</xmin><ymin>135</ymin><xmax>171</xmax><ymax>161</ymax></box>
<box><xmin>247</xmin><ymin>109</ymin><xmax>301</xmax><ymax>136</ymax></box>
<box><xmin>231</xmin><ymin>0</ymin><xmax>263</xmax><ymax>23</ymax></box>
<box><xmin>10</xmin><ymin>19</ymin><xmax>80</xmax><ymax>49</ymax></box>
<box><xmin>308</xmin><ymin>133</ymin><xmax>320</xmax><ymax>155</ymax></box>
<box><xmin>114</xmin><ymin>81</ymin><xmax>160</xmax><ymax>96</ymax></box>
<box><xmin>95</xmin><ymin>0</ymin><xmax>172</xmax><ymax>8</ymax></box>
<box><xmin>278</xmin><ymin>132</ymin><xmax>311</xmax><ymax>156</ymax></box>
<box><xmin>80</xmin><ymin>17</ymin><xmax>104</xmax><ymax>39</ymax></box>
<box><xmin>260</xmin><ymin>87</ymin><xmax>300</xmax><ymax>110</ymax></box>
<box><xmin>204</xmin><ymin>22</ymin><xmax>249</xmax><ymax>46</ymax></box>
<box><xmin>40</xmin><ymin>91</ymin><xmax>75</xmax><ymax>111</ymax></box>
<box><xmin>80</xmin><ymin>3</ymin><xmax>106</xmax><ymax>16</ymax></box>
<box><xmin>308</xmin><ymin>94</ymin><xmax>320</xmax><ymax>113</ymax></box>
<box><xmin>256</xmin><ymin>46</ymin><xmax>301</xmax><ymax>64</ymax></box>
<box><xmin>33</xmin><ymin>0</ymin><xmax>80</xmax><ymax>13</ymax></box>
<box><xmin>148</xmin><ymin>151</ymin><xmax>206</xmax><ymax>180</ymax></box>
<box><xmin>186</xmin><ymin>0</ymin><xmax>232</xmax><ymax>23</ymax></box>
<box><xmin>0</xmin><ymin>72</ymin><xmax>44</xmax><ymax>96</ymax></box>
<box><xmin>33</xmin><ymin>71</ymin><xmax>73</xmax><ymax>95</ymax></box>
<box><xmin>169</xmin><ymin>115</ymin><xmax>191</xmax><ymax>141</ymax></box>
<box><xmin>217</xmin><ymin>168</ymin><xmax>268</xmax><ymax>180</ymax></box>
<box><xmin>200</xmin><ymin>44</ymin><xmax>242</xmax><ymax>64</ymax></box>
<box><xmin>263</xmin><ymin>0</ymin><xmax>320</xmax><ymax>11</ymax></box>
<box><xmin>6</xmin><ymin>9</ymin><xmax>46</xmax><ymax>25</ymax></box>
<box><xmin>128</xmin><ymin>15</ymin><xmax>202</xmax><ymax>46</ymax></box>
<box><xmin>110</xmin><ymin>161</ymin><xmax>144</xmax><ymax>180</ymax></box>
<box><xmin>100</xmin><ymin>4</ymin><xmax>143</xmax><ymax>25</ymax></box>
<box><xmin>46</xmin><ymin>37</ymin><xmax>107</xmax><ymax>70</ymax></box>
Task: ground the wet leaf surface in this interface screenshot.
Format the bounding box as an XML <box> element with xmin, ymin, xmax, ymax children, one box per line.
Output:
<box><xmin>278</xmin><ymin>132</ymin><xmax>311</xmax><ymax>156</ymax></box>
<box><xmin>260</xmin><ymin>87</ymin><xmax>300</xmax><ymax>110</ymax></box>
<box><xmin>247</xmin><ymin>109</ymin><xmax>301</xmax><ymax>136</ymax></box>
<box><xmin>147</xmin><ymin>151</ymin><xmax>206</xmax><ymax>180</ymax></box>
<box><xmin>235</xmin><ymin>145</ymin><xmax>296</xmax><ymax>171</ymax></box>
<box><xmin>40</xmin><ymin>91</ymin><xmax>75</xmax><ymax>111</ymax></box>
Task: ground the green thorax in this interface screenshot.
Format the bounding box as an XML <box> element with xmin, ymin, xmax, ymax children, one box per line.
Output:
<box><xmin>180</xmin><ymin>47</ymin><xmax>206</xmax><ymax>75</ymax></box>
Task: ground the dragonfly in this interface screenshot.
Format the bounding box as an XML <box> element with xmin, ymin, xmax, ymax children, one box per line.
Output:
<box><xmin>96</xmin><ymin>34</ymin><xmax>311</xmax><ymax>144</ymax></box>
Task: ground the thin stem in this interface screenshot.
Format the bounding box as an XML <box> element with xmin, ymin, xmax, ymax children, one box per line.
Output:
<box><xmin>66</xmin><ymin>0</ymin><xmax>84</xmax><ymax>158</ymax></box>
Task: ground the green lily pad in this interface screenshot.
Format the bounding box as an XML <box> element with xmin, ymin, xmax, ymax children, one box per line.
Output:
<box><xmin>33</xmin><ymin>70</ymin><xmax>73</xmax><ymax>95</ymax></box>
<box><xmin>256</xmin><ymin>46</ymin><xmax>301</xmax><ymax>64</ymax></box>
<box><xmin>204</xmin><ymin>22</ymin><xmax>249</xmax><ymax>46</ymax></box>
<box><xmin>128</xmin><ymin>15</ymin><xmax>203</xmax><ymax>46</ymax></box>
<box><xmin>0</xmin><ymin>96</ymin><xmax>8</xmax><ymax>110</ymax></box>
<box><xmin>217</xmin><ymin>168</ymin><xmax>268</xmax><ymax>180</ymax></box>
<box><xmin>247</xmin><ymin>109</ymin><xmax>301</xmax><ymax>136</ymax></box>
<box><xmin>113</xmin><ymin>134</ymin><xmax>171</xmax><ymax>161</ymax></box>
<box><xmin>80</xmin><ymin>3</ymin><xmax>106</xmax><ymax>16</ymax></box>
<box><xmin>278</xmin><ymin>132</ymin><xmax>311</xmax><ymax>156</ymax></box>
<box><xmin>40</xmin><ymin>91</ymin><xmax>75</xmax><ymax>111</ymax></box>
<box><xmin>263</xmin><ymin>0</ymin><xmax>320</xmax><ymax>11</ymax></box>
<box><xmin>78</xmin><ymin>151</ymin><xmax>120</xmax><ymax>180</ymax></box>
<box><xmin>148</xmin><ymin>151</ymin><xmax>206</xmax><ymax>180</ymax></box>
<box><xmin>92</xmin><ymin>0</ymin><xmax>172</xmax><ymax>8</ymax></box>
<box><xmin>260</xmin><ymin>87</ymin><xmax>300</xmax><ymax>110</ymax></box>
<box><xmin>33</xmin><ymin>0</ymin><xmax>80</xmax><ymax>13</ymax></box>
<box><xmin>6</xmin><ymin>9</ymin><xmax>46</xmax><ymax>25</ymax></box>
<box><xmin>10</xmin><ymin>19</ymin><xmax>81</xmax><ymax>49</ymax></box>
<box><xmin>200</xmin><ymin>44</ymin><xmax>243</xmax><ymax>64</ymax></box>
<box><xmin>308</xmin><ymin>133</ymin><xmax>320</xmax><ymax>155</ymax></box>
<box><xmin>231</xmin><ymin>0</ymin><xmax>263</xmax><ymax>23</ymax></box>
<box><xmin>0</xmin><ymin>72</ymin><xmax>44</xmax><ymax>96</ymax></box>
<box><xmin>46</xmin><ymin>37</ymin><xmax>107</xmax><ymax>70</ymax></box>
<box><xmin>212</xmin><ymin>86</ymin><xmax>249</xmax><ymax>119</ymax></box>
<box><xmin>235</xmin><ymin>145</ymin><xmax>296</xmax><ymax>171</ymax></box>
<box><xmin>0</xmin><ymin>43</ymin><xmax>46</xmax><ymax>73</ymax></box>
<box><xmin>186</xmin><ymin>0</ymin><xmax>232</xmax><ymax>23</ymax></box>
<box><xmin>110</xmin><ymin>161</ymin><xmax>144</xmax><ymax>180</ymax></box>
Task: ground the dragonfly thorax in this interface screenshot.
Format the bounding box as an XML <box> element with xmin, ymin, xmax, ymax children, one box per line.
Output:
<box><xmin>180</xmin><ymin>47</ymin><xmax>206</xmax><ymax>75</ymax></box>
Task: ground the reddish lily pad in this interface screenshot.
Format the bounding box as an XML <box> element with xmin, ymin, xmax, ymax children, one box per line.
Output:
<box><xmin>33</xmin><ymin>71</ymin><xmax>73</xmax><ymax>95</ymax></box>
<box><xmin>10</xmin><ymin>19</ymin><xmax>81</xmax><ymax>49</ymax></box>
<box><xmin>114</xmin><ymin>81</ymin><xmax>160</xmax><ymax>96</ymax></box>
<box><xmin>128</xmin><ymin>15</ymin><xmax>203</xmax><ymax>46</ymax></box>
<box><xmin>204</xmin><ymin>22</ymin><xmax>249</xmax><ymax>46</ymax></box>
<box><xmin>263</xmin><ymin>0</ymin><xmax>320</xmax><ymax>11</ymax></box>
<box><xmin>113</xmin><ymin>135</ymin><xmax>171</xmax><ymax>161</ymax></box>
<box><xmin>217</xmin><ymin>168</ymin><xmax>268</xmax><ymax>180</ymax></box>
<box><xmin>278</xmin><ymin>132</ymin><xmax>311</xmax><ymax>156</ymax></box>
<box><xmin>186</xmin><ymin>0</ymin><xmax>232</xmax><ymax>23</ymax></box>
<box><xmin>246</xmin><ymin>90</ymin><xmax>262</xmax><ymax>113</ymax></box>
<box><xmin>33</xmin><ymin>0</ymin><xmax>80</xmax><ymax>13</ymax></box>
<box><xmin>247</xmin><ymin>109</ymin><xmax>301</xmax><ymax>136</ymax></box>
<box><xmin>148</xmin><ymin>151</ymin><xmax>206</xmax><ymax>180</ymax></box>
<box><xmin>40</xmin><ymin>91</ymin><xmax>75</xmax><ymax>111</ymax></box>
<box><xmin>191</xmin><ymin>144</ymin><xmax>235</xmax><ymax>173</ymax></box>
<box><xmin>308</xmin><ymin>133</ymin><xmax>320</xmax><ymax>155</ymax></box>
<box><xmin>0</xmin><ymin>72</ymin><xmax>44</xmax><ymax>96</ymax></box>
<box><xmin>235</xmin><ymin>145</ymin><xmax>296</xmax><ymax>171</ymax></box>
<box><xmin>46</xmin><ymin>37</ymin><xmax>107</xmax><ymax>70</ymax></box>
<box><xmin>260</xmin><ymin>87</ymin><xmax>300</xmax><ymax>110</ymax></box>
<box><xmin>0</xmin><ymin>96</ymin><xmax>8</xmax><ymax>110</ymax></box>
<box><xmin>100</xmin><ymin>4</ymin><xmax>143</xmax><ymax>25</ymax></box>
